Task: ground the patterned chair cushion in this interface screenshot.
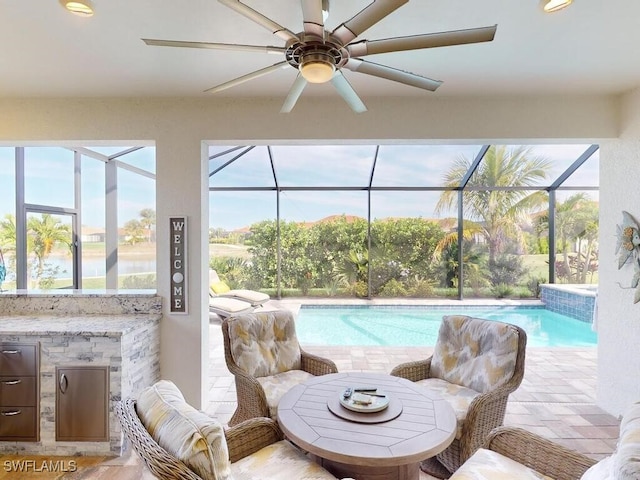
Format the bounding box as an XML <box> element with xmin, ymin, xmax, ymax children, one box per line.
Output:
<box><xmin>137</xmin><ymin>380</ymin><xmax>232</xmax><ymax>480</ymax></box>
<box><xmin>230</xmin><ymin>440</ymin><xmax>338</xmax><ymax>480</ymax></box>
<box><xmin>449</xmin><ymin>447</ymin><xmax>554</xmax><ymax>480</ymax></box>
<box><xmin>430</xmin><ymin>315</ymin><xmax>520</xmax><ymax>394</ymax></box>
<box><xmin>228</xmin><ymin>311</ymin><xmax>302</xmax><ymax>377</ymax></box>
<box><xmin>257</xmin><ymin>370</ymin><xmax>315</xmax><ymax>418</ymax></box>
<box><xmin>417</xmin><ymin>378</ymin><xmax>481</xmax><ymax>439</ymax></box>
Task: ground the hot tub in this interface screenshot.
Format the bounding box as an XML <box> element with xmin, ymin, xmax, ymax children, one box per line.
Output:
<box><xmin>539</xmin><ymin>284</ymin><xmax>597</xmax><ymax>324</ymax></box>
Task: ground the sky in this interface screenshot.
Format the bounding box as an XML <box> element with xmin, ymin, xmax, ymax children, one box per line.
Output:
<box><xmin>0</xmin><ymin>143</ymin><xmax>599</xmax><ymax>232</ymax></box>
<box><xmin>208</xmin><ymin>143</ymin><xmax>600</xmax><ymax>231</ymax></box>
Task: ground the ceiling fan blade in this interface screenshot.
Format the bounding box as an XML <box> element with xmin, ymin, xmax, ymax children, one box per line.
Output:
<box><xmin>343</xmin><ymin>58</ymin><xmax>442</xmax><ymax>91</ymax></box>
<box><xmin>330</xmin><ymin>71</ymin><xmax>367</xmax><ymax>113</ymax></box>
<box><xmin>347</xmin><ymin>25</ymin><xmax>497</xmax><ymax>56</ymax></box>
<box><xmin>142</xmin><ymin>38</ymin><xmax>285</xmax><ymax>55</ymax></box>
<box><xmin>280</xmin><ymin>75</ymin><xmax>308</xmax><ymax>113</ymax></box>
<box><xmin>205</xmin><ymin>61</ymin><xmax>290</xmax><ymax>93</ymax></box>
<box><xmin>332</xmin><ymin>0</ymin><xmax>408</xmax><ymax>45</ymax></box>
<box><xmin>301</xmin><ymin>0</ymin><xmax>325</xmax><ymax>37</ymax></box>
<box><xmin>218</xmin><ymin>0</ymin><xmax>299</xmax><ymax>43</ymax></box>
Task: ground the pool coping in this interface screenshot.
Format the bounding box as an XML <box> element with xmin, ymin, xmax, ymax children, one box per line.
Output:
<box><xmin>276</xmin><ymin>297</ymin><xmax>544</xmax><ymax>316</ymax></box>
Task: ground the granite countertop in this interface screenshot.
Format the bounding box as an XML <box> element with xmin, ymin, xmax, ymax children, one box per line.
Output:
<box><xmin>0</xmin><ymin>314</ymin><xmax>160</xmax><ymax>337</ymax></box>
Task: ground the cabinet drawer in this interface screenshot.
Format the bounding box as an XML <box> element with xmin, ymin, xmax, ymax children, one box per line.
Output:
<box><xmin>0</xmin><ymin>406</ymin><xmax>37</xmax><ymax>440</ymax></box>
<box><xmin>0</xmin><ymin>377</ymin><xmax>37</xmax><ymax>406</ymax></box>
<box><xmin>0</xmin><ymin>344</ymin><xmax>38</xmax><ymax>376</ymax></box>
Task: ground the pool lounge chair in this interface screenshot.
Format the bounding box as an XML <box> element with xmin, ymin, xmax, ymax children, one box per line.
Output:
<box><xmin>209</xmin><ymin>270</ymin><xmax>270</xmax><ymax>307</ymax></box>
<box><xmin>209</xmin><ymin>296</ymin><xmax>254</xmax><ymax>318</ymax></box>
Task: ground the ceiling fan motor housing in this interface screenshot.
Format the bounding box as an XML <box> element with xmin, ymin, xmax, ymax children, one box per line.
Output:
<box><xmin>285</xmin><ymin>34</ymin><xmax>349</xmax><ymax>83</ymax></box>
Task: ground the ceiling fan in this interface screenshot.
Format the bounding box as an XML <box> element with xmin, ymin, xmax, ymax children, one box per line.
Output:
<box><xmin>143</xmin><ymin>0</ymin><xmax>497</xmax><ymax>113</ymax></box>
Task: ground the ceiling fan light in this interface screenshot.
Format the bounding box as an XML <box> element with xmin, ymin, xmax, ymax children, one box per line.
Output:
<box><xmin>300</xmin><ymin>52</ymin><xmax>335</xmax><ymax>83</ymax></box>
<box><xmin>300</xmin><ymin>61</ymin><xmax>335</xmax><ymax>83</ymax></box>
<box><xmin>60</xmin><ymin>0</ymin><xmax>95</xmax><ymax>17</ymax></box>
<box><xmin>542</xmin><ymin>0</ymin><xmax>572</xmax><ymax>13</ymax></box>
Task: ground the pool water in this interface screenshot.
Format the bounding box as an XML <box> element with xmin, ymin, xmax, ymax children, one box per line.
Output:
<box><xmin>295</xmin><ymin>306</ymin><xmax>597</xmax><ymax>347</ymax></box>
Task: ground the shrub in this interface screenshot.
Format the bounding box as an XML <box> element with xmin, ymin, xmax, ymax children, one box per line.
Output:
<box><xmin>491</xmin><ymin>283</ymin><xmax>514</xmax><ymax>298</ymax></box>
<box><xmin>526</xmin><ymin>275</ymin><xmax>547</xmax><ymax>298</ymax></box>
<box><xmin>489</xmin><ymin>254</ymin><xmax>527</xmax><ymax>286</ymax></box>
<box><xmin>378</xmin><ymin>279</ymin><xmax>408</xmax><ymax>297</ymax></box>
<box><xmin>122</xmin><ymin>274</ymin><xmax>156</xmax><ymax>289</ymax></box>
<box><xmin>407</xmin><ymin>277</ymin><xmax>434</xmax><ymax>297</ymax></box>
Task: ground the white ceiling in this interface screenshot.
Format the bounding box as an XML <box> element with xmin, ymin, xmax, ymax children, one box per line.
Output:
<box><xmin>1</xmin><ymin>0</ymin><xmax>639</xmax><ymax>100</ymax></box>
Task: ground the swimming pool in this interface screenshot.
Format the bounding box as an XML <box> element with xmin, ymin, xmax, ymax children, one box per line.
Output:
<box><xmin>295</xmin><ymin>306</ymin><xmax>597</xmax><ymax>347</ymax></box>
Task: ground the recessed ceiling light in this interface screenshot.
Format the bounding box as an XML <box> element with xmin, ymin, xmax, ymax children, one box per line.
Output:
<box><xmin>59</xmin><ymin>0</ymin><xmax>95</xmax><ymax>17</ymax></box>
<box><xmin>542</xmin><ymin>0</ymin><xmax>573</xmax><ymax>13</ymax></box>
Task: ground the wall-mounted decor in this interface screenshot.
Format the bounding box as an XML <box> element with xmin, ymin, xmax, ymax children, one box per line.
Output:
<box><xmin>615</xmin><ymin>211</ymin><xmax>640</xmax><ymax>303</ymax></box>
<box><xmin>169</xmin><ymin>216</ymin><xmax>187</xmax><ymax>314</ymax></box>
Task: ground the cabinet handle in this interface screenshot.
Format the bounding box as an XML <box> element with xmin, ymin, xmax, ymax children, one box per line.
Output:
<box><xmin>1</xmin><ymin>350</ymin><xmax>20</xmax><ymax>354</ymax></box>
<box><xmin>2</xmin><ymin>379</ymin><xmax>22</xmax><ymax>385</ymax></box>
<box><xmin>59</xmin><ymin>373</ymin><xmax>68</xmax><ymax>394</ymax></box>
<box><xmin>1</xmin><ymin>410</ymin><xmax>21</xmax><ymax>416</ymax></box>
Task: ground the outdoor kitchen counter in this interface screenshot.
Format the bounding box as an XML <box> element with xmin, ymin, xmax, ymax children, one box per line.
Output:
<box><xmin>0</xmin><ymin>292</ymin><xmax>161</xmax><ymax>455</ymax></box>
<box><xmin>0</xmin><ymin>313</ymin><xmax>159</xmax><ymax>336</ymax></box>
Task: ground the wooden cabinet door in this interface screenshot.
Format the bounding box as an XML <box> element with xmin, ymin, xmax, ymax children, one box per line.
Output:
<box><xmin>55</xmin><ymin>366</ymin><xmax>109</xmax><ymax>442</ymax></box>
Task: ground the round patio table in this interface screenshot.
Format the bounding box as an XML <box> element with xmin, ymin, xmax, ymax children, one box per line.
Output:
<box><xmin>277</xmin><ymin>371</ymin><xmax>456</xmax><ymax>480</ymax></box>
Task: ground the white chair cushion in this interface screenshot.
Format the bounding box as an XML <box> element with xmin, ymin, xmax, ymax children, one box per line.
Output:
<box><xmin>230</xmin><ymin>440</ymin><xmax>337</xmax><ymax>480</ymax></box>
<box><xmin>224</xmin><ymin>289</ymin><xmax>270</xmax><ymax>305</ymax></box>
<box><xmin>581</xmin><ymin>455</ymin><xmax>613</xmax><ymax>480</ymax></box>
<box><xmin>430</xmin><ymin>315</ymin><xmax>520</xmax><ymax>393</ymax></box>
<box><xmin>417</xmin><ymin>377</ymin><xmax>481</xmax><ymax>439</ymax></box>
<box><xmin>614</xmin><ymin>400</ymin><xmax>640</xmax><ymax>479</ymax></box>
<box><xmin>137</xmin><ymin>380</ymin><xmax>232</xmax><ymax>480</ymax></box>
<box><xmin>449</xmin><ymin>447</ymin><xmax>554</xmax><ymax>480</ymax></box>
<box><xmin>257</xmin><ymin>370</ymin><xmax>315</xmax><ymax>418</ymax></box>
<box><xmin>228</xmin><ymin>311</ymin><xmax>302</xmax><ymax>377</ymax></box>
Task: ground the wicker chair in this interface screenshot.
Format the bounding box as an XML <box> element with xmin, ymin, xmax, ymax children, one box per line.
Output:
<box><xmin>116</xmin><ymin>397</ymin><xmax>283</xmax><ymax>480</ymax></box>
<box><xmin>222</xmin><ymin>310</ymin><xmax>338</xmax><ymax>426</ymax></box>
<box><xmin>451</xmin><ymin>426</ymin><xmax>597</xmax><ymax>480</ymax></box>
<box><xmin>390</xmin><ymin>315</ymin><xmax>527</xmax><ymax>475</ymax></box>
<box><xmin>449</xmin><ymin>400</ymin><xmax>640</xmax><ymax>480</ymax></box>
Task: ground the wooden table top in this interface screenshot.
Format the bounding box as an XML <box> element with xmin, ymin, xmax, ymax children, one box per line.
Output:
<box><xmin>277</xmin><ymin>372</ymin><xmax>456</xmax><ymax>468</ymax></box>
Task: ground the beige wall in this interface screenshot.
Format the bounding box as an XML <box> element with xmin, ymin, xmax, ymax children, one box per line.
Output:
<box><xmin>0</xmin><ymin>93</ymin><xmax>626</xmax><ymax>409</ymax></box>
<box><xmin>597</xmin><ymin>88</ymin><xmax>640</xmax><ymax>415</ymax></box>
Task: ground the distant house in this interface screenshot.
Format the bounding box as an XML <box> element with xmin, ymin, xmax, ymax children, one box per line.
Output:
<box><xmin>81</xmin><ymin>226</ymin><xmax>105</xmax><ymax>243</ymax></box>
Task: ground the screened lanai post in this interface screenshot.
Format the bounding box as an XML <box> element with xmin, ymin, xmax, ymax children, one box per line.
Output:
<box><xmin>457</xmin><ymin>145</ymin><xmax>490</xmax><ymax>300</ymax></box>
<box><xmin>367</xmin><ymin>146</ymin><xmax>379</xmax><ymax>300</ymax></box>
<box><xmin>105</xmin><ymin>159</ymin><xmax>119</xmax><ymax>289</ymax></box>
<box><xmin>15</xmin><ymin>148</ymin><xmax>27</xmax><ymax>289</ymax></box>
<box><xmin>267</xmin><ymin>146</ymin><xmax>282</xmax><ymax>299</ymax></box>
<box><xmin>458</xmin><ymin>189</ymin><xmax>464</xmax><ymax>300</ymax></box>
<box><xmin>73</xmin><ymin>151</ymin><xmax>82</xmax><ymax>289</ymax></box>
<box><xmin>548</xmin><ymin>189</ymin><xmax>556</xmax><ymax>283</ymax></box>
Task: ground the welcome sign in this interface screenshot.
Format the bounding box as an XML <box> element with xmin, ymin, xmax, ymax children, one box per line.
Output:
<box><xmin>170</xmin><ymin>216</ymin><xmax>187</xmax><ymax>314</ymax></box>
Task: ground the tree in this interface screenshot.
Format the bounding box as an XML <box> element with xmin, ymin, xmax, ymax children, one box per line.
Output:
<box><xmin>436</xmin><ymin>146</ymin><xmax>552</xmax><ymax>268</ymax></box>
<box><xmin>0</xmin><ymin>214</ymin><xmax>17</xmax><ymax>253</ymax></box>
<box><xmin>536</xmin><ymin>193</ymin><xmax>599</xmax><ymax>283</ymax></box>
<box><xmin>139</xmin><ymin>208</ymin><xmax>156</xmax><ymax>242</ymax></box>
<box><xmin>27</xmin><ymin>214</ymin><xmax>72</xmax><ymax>287</ymax></box>
<box><xmin>123</xmin><ymin>219</ymin><xmax>146</xmax><ymax>245</ymax></box>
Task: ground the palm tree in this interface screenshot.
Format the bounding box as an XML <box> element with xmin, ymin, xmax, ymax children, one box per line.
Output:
<box><xmin>139</xmin><ymin>208</ymin><xmax>156</xmax><ymax>242</ymax></box>
<box><xmin>27</xmin><ymin>214</ymin><xmax>72</xmax><ymax>287</ymax></box>
<box><xmin>536</xmin><ymin>193</ymin><xmax>599</xmax><ymax>282</ymax></box>
<box><xmin>435</xmin><ymin>146</ymin><xmax>552</xmax><ymax>267</ymax></box>
<box><xmin>0</xmin><ymin>214</ymin><xmax>17</xmax><ymax>253</ymax></box>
